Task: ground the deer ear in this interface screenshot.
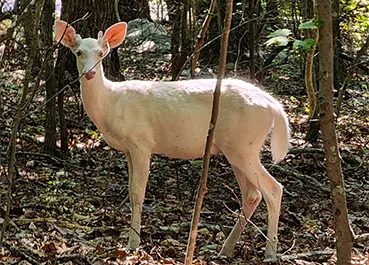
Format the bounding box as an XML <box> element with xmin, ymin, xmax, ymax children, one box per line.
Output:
<box><xmin>55</xmin><ymin>20</ymin><xmax>80</xmax><ymax>49</ymax></box>
<box><xmin>102</xmin><ymin>22</ymin><xmax>127</xmax><ymax>49</ymax></box>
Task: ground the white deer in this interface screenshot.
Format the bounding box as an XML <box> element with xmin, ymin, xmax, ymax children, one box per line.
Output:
<box><xmin>55</xmin><ymin>20</ymin><xmax>290</xmax><ymax>259</ymax></box>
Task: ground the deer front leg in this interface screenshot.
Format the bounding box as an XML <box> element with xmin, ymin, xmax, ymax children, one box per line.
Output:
<box><xmin>126</xmin><ymin>150</ymin><xmax>151</xmax><ymax>249</ymax></box>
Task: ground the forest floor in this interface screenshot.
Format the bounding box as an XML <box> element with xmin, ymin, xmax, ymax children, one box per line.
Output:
<box><xmin>0</xmin><ymin>52</ymin><xmax>369</xmax><ymax>265</ymax></box>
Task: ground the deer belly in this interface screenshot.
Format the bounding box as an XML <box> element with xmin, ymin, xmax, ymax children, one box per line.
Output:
<box><xmin>152</xmin><ymin>126</ymin><xmax>220</xmax><ymax>159</ymax></box>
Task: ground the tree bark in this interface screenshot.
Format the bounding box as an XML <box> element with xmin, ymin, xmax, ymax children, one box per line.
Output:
<box><xmin>266</xmin><ymin>0</ymin><xmax>279</xmax><ymax>26</ymax></box>
<box><xmin>248</xmin><ymin>0</ymin><xmax>256</xmax><ymax>80</ymax></box>
<box><xmin>174</xmin><ymin>0</ymin><xmax>192</xmax><ymax>80</ymax></box>
<box><xmin>184</xmin><ymin>0</ymin><xmax>233</xmax><ymax>263</ymax></box>
<box><xmin>42</xmin><ymin>0</ymin><xmax>57</xmax><ymax>155</ymax></box>
<box><xmin>118</xmin><ymin>0</ymin><xmax>150</xmax><ymax>22</ymax></box>
<box><xmin>317</xmin><ymin>0</ymin><xmax>353</xmax><ymax>264</ymax></box>
<box><xmin>303</xmin><ymin>0</ymin><xmax>319</xmax><ymax>144</ymax></box>
<box><xmin>190</xmin><ymin>0</ymin><xmax>216</xmax><ymax>78</ymax></box>
<box><xmin>170</xmin><ymin>0</ymin><xmax>192</xmax><ymax>80</ymax></box>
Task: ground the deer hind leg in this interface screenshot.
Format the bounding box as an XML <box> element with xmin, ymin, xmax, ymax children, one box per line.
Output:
<box><xmin>220</xmin><ymin>166</ymin><xmax>262</xmax><ymax>256</ymax></box>
<box><xmin>237</xmin><ymin>158</ymin><xmax>282</xmax><ymax>259</ymax></box>
<box><xmin>221</xmin><ymin>149</ymin><xmax>282</xmax><ymax>259</ymax></box>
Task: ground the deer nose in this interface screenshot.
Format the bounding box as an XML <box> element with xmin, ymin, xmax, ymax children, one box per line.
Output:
<box><xmin>84</xmin><ymin>69</ymin><xmax>96</xmax><ymax>80</ymax></box>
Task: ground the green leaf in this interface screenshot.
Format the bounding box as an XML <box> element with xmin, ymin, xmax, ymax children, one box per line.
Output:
<box><xmin>304</xmin><ymin>38</ymin><xmax>317</xmax><ymax>47</ymax></box>
<box><xmin>265</xmin><ymin>36</ymin><xmax>289</xmax><ymax>47</ymax></box>
<box><xmin>265</xmin><ymin>29</ymin><xmax>292</xmax><ymax>47</ymax></box>
<box><xmin>293</xmin><ymin>39</ymin><xmax>316</xmax><ymax>51</ymax></box>
<box><xmin>298</xmin><ymin>19</ymin><xmax>324</xmax><ymax>30</ymax></box>
<box><xmin>198</xmin><ymin>228</ymin><xmax>210</xmax><ymax>235</ymax></box>
<box><xmin>267</xmin><ymin>28</ymin><xmax>292</xmax><ymax>38</ymax></box>
<box><xmin>72</xmin><ymin>213</ymin><xmax>90</xmax><ymax>221</ymax></box>
<box><xmin>189</xmin><ymin>160</ymin><xmax>203</xmax><ymax>167</ymax></box>
<box><xmin>200</xmin><ymin>244</ymin><xmax>218</xmax><ymax>251</ymax></box>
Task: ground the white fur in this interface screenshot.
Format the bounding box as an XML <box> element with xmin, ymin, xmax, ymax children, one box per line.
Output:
<box><xmin>55</xmin><ymin>20</ymin><xmax>290</xmax><ymax>259</ymax></box>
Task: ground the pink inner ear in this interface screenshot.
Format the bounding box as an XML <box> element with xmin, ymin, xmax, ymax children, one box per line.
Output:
<box><xmin>55</xmin><ymin>20</ymin><xmax>78</xmax><ymax>48</ymax></box>
<box><xmin>103</xmin><ymin>22</ymin><xmax>127</xmax><ymax>49</ymax></box>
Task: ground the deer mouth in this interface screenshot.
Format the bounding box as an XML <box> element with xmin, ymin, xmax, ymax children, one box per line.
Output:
<box><xmin>84</xmin><ymin>70</ymin><xmax>96</xmax><ymax>80</ymax></box>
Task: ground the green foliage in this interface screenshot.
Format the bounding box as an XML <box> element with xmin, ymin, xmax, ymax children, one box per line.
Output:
<box><xmin>265</xmin><ymin>29</ymin><xmax>292</xmax><ymax>47</ymax></box>
<box><xmin>293</xmin><ymin>39</ymin><xmax>316</xmax><ymax>51</ymax></box>
<box><xmin>341</xmin><ymin>0</ymin><xmax>369</xmax><ymax>46</ymax></box>
<box><xmin>200</xmin><ymin>244</ymin><xmax>217</xmax><ymax>251</ymax></box>
<box><xmin>85</xmin><ymin>128</ymin><xmax>99</xmax><ymax>138</ymax></box>
<box><xmin>266</xmin><ymin>20</ymin><xmax>319</xmax><ymax>52</ymax></box>
<box><xmin>298</xmin><ymin>19</ymin><xmax>324</xmax><ymax>30</ymax></box>
<box><xmin>268</xmin><ymin>29</ymin><xmax>292</xmax><ymax>38</ymax></box>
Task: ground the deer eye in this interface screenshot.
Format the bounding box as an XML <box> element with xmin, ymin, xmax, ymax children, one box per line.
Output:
<box><xmin>76</xmin><ymin>51</ymin><xmax>82</xmax><ymax>56</ymax></box>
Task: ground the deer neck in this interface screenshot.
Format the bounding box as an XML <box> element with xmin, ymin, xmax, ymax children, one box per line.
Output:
<box><xmin>80</xmin><ymin>63</ymin><xmax>112</xmax><ymax>128</ymax></box>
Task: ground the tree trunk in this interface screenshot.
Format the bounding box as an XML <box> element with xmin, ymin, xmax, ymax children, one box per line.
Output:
<box><xmin>168</xmin><ymin>0</ymin><xmax>180</xmax><ymax>80</ymax></box>
<box><xmin>317</xmin><ymin>1</ymin><xmax>353</xmax><ymax>264</ymax></box>
<box><xmin>190</xmin><ymin>0</ymin><xmax>216</xmax><ymax>78</ymax></box>
<box><xmin>266</xmin><ymin>0</ymin><xmax>279</xmax><ymax>27</ymax></box>
<box><xmin>19</xmin><ymin>0</ymin><xmax>33</xmax><ymax>48</ymax></box>
<box><xmin>248</xmin><ymin>0</ymin><xmax>256</xmax><ymax>80</ymax></box>
<box><xmin>118</xmin><ymin>0</ymin><xmax>151</xmax><ymax>22</ymax></box>
<box><xmin>169</xmin><ymin>0</ymin><xmax>192</xmax><ymax>80</ymax></box>
<box><xmin>55</xmin><ymin>0</ymin><xmax>74</xmax><ymax>158</ymax></box>
<box><xmin>303</xmin><ymin>0</ymin><xmax>320</xmax><ymax>144</ymax></box>
<box><xmin>42</xmin><ymin>0</ymin><xmax>57</xmax><ymax>155</ymax></box>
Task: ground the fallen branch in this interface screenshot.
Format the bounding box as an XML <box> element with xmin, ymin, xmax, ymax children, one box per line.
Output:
<box><xmin>264</xmin><ymin>249</ymin><xmax>334</xmax><ymax>262</ymax></box>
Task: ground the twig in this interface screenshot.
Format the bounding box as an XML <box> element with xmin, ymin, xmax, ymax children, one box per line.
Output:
<box><xmin>281</xmin><ymin>238</ymin><xmax>296</xmax><ymax>256</ymax></box>
<box><xmin>222</xmin><ymin>202</ymin><xmax>270</xmax><ymax>243</ymax></box>
<box><xmin>174</xmin><ymin>160</ymin><xmax>184</xmax><ymax>214</ymax></box>
<box><xmin>184</xmin><ymin>0</ymin><xmax>233</xmax><ymax>263</ymax></box>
